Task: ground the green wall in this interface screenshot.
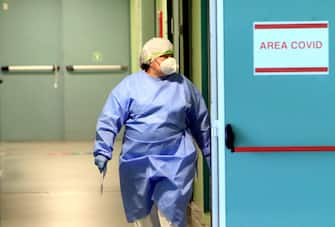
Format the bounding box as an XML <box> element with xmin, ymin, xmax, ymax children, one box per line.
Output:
<box><xmin>130</xmin><ymin>0</ymin><xmax>142</xmax><ymax>73</ymax></box>
<box><xmin>190</xmin><ymin>0</ymin><xmax>211</xmax><ymax>225</ymax></box>
<box><xmin>130</xmin><ymin>0</ymin><xmax>156</xmax><ymax>74</ymax></box>
<box><xmin>142</xmin><ymin>0</ymin><xmax>156</xmax><ymax>43</ymax></box>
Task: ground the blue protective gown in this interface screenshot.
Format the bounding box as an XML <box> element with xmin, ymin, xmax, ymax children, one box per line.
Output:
<box><xmin>94</xmin><ymin>70</ymin><xmax>210</xmax><ymax>227</ymax></box>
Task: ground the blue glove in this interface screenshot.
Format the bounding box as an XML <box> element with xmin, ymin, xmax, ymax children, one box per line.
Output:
<box><xmin>94</xmin><ymin>155</ymin><xmax>108</xmax><ymax>173</ymax></box>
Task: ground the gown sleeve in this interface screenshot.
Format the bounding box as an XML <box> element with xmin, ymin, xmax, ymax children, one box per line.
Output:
<box><xmin>93</xmin><ymin>81</ymin><xmax>130</xmax><ymax>160</ymax></box>
<box><xmin>187</xmin><ymin>82</ymin><xmax>211</xmax><ymax>168</ymax></box>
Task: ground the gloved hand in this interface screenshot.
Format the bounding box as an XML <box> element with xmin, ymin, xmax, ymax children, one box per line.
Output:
<box><xmin>94</xmin><ymin>155</ymin><xmax>108</xmax><ymax>173</ymax></box>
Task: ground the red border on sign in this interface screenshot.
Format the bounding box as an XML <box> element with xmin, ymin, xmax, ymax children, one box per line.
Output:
<box><xmin>255</xmin><ymin>23</ymin><xmax>328</xmax><ymax>29</ymax></box>
<box><xmin>255</xmin><ymin>67</ymin><xmax>328</xmax><ymax>73</ymax></box>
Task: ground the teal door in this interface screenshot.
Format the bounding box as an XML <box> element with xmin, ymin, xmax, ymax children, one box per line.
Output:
<box><xmin>62</xmin><ymin>0</ymin><xmax>129</xmax><ymax>140</ymax></box>
<box><xmin>0</xmin><ymin>0</ymin><xmax>129</xmax><ymax>141</ymax></box>
<box><xmin>221</xmin><ymin>0</ymin><xmax>335</xmax><ymax>226</ymax></box>
<box><xmin>0</xmin><ymin>0</ymin><xmax>63</xmax><ymax>141</ymax></box>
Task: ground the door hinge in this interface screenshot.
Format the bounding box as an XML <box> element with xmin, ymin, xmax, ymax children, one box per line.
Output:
<box><xmin>211</xmin><ymin>120</ymin><xmax>219</xmax><ymax>137</ymax></box>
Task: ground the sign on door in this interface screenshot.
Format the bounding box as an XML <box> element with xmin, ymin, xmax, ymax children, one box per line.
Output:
<box><xmin>253</xmin><ymin>21</ymin><xmax>329</xmax><ymax>75</ymax></box>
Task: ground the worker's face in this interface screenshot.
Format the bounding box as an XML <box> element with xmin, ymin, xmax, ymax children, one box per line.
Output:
<box><xmin>150</xmin><ymin>54</ymin><xmax>172</xmax><ymax>76</ymax></box>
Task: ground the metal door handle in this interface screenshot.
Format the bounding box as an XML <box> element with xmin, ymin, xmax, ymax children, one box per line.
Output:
<box><xmin>66</xmin><ymin>65</ymin><xmax>127</xmax><ymax>72</ymax></box>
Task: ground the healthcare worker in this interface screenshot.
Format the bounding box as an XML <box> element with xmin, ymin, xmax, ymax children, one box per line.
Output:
<box><xmin>93</xmin><ymin>37</ymin><xmax>210</xmax><ymax>227</ymax></box>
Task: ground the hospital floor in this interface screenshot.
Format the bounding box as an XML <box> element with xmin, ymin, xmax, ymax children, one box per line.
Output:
<box><xmin>0</xmin><ymin>142</ymin><xmax>198</xmax><ymax>227</ymax></box>
<box><xmin>0</xmin><ymin>141</ymin><xmax>133</xmax><ymax>227</ymax></box>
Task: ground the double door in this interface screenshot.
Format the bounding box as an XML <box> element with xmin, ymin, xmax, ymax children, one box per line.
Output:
<box><xmin>0</xmin><ymin>0</ymin><xmax>129</xmax><ymax>141</ymax></box>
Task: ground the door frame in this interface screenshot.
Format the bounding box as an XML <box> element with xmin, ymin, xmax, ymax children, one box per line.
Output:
<box><xmin>209</xmin><ymin>0</ymin><xmax>225</xmax><ymax>227</ymax></box>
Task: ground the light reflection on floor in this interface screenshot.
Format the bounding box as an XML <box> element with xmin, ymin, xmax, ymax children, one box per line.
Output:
<box><xmin>0</xmin><ymin>141</ymin><xmax>132</xmax><ymax>227</ymax></box>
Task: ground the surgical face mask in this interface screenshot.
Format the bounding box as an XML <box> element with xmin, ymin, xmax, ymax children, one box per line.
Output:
<box><xmin>160</xmin><ymin>57</ymin><xmax>177</xmax><ymax>75</ymax></box>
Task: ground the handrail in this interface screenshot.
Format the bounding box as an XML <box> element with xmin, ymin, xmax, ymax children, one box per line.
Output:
<box><xmin>66</xmin><ymin>65</ymin><xmax>127</xmax><ymax>72</ymax></box>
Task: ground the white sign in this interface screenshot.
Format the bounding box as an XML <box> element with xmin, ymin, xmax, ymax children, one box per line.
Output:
<box><xmin>253</xmin><ymin>21</ymin><xmax>329</xmax><ymax>75</ymax></box>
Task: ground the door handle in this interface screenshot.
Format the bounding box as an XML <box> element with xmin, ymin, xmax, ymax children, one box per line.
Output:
<box><xmin>66</xmin><ymin>65</ymin><xmax>127</xmax><ymax>72</ymax></box>
<box><xmin>0</xmin><ymin>78</ymin><xmax>3</xmax><ymax>84</ymax></box>
<box><xmin>225</xmin><ymin>124</ymin><xmax>235</xmax><ymax>152</ymax></box>
<box><xmin>1</xmin><ymin>65</ymin><xmax>59</xmax><ymax>72</ymax></box>
<box><xmin>225</xmin><ymin>123</ymin><xmax>335</xmax><ymax>153</ymax></box>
